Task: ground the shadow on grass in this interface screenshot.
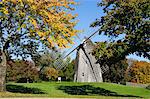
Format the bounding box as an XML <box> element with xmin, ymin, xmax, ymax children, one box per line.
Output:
<box><xmin>58</xmin><ymin>85</ymin><xmax>142</xmax><ymax>98</ymax></box>
<box><xmin>6</xmin><ymin>84</ymin><xmax>45</xmax><ymax>94</ymax></box>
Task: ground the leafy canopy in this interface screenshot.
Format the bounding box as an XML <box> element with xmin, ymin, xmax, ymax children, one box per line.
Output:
<box><xmin>93</xmin><ymin>42</ymin><xmax>128</xmax><ymax>83</ymax></box>
<box><xmin>0</xmin><ymin>0</ymin><xmax>78</xmax><ymax>57</ymax></box>
<box><xmin>7</xmin><ymin>60</ymin><xmax>39</xmax><ymax>82</ymax></box>
<box><xmin>91</xmin><ymin>0</ymin><xmax>150</xmax><ymax>64</ymax></box>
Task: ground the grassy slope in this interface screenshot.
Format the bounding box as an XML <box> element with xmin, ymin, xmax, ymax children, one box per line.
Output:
<box><xmin>1</xmin><ymin>82</ymin><xmax>149</xmax><ymax>98</ymax></box>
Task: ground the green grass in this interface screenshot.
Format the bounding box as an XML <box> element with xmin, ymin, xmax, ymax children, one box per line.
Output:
<box><xmin>0</xmin><ymin>82</ymin><xmax>149</xmax><ymax>99</ymax></box>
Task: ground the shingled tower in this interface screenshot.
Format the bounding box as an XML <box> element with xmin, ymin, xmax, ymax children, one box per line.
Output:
<box><xmin>74</xmin><ymin>39</ymin><xmax>103</xmax><ymax>82</ymax></box>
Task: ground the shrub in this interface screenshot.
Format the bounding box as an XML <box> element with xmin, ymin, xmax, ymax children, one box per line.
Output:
<box><xmin>6</xmin><ymin>60</ymin><xmax>39</xmax><ymax>83</ymax></box>
<box><xmin>41</xmin><ymin>67</ymin><xmax>58</xmax><ymax>81</ymax></box>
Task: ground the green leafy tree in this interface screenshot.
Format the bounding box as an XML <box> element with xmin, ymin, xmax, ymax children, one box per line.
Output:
<box><xmin>35</xmin><ymin>49</ymin><xmax>73</xmax><ymax>81</ymax></box>
<box><xmin>35</xmin><ymin>50</ymin><xmax>62</xmax><ymax>72</ymax></box>
<box><xmin>60</xmin><ymin>60</ymin><xmax>75</xmax><ymax>81</ymax></box>
<box><xmin>93</xmin><ymin>42</ymin><xmax>128</xmax><ymax>83</ymax></box>
<box><xmin>36</xmin><ymin>50</ymin><xmax>65</xmax><ymax>80</ymax></box>
<box><xmin>0</xmin><ymin>0</ymin><xmax>78</xmax><ymax>91</ymax></box>
<box><xmin>104</xmin><ymin>59</ymin><xmax>128</xmax><ymax>84</ymax></box>
<box><xmin>91</xmin><ymin>0</ymin><xmax>150</xmax><ymax>66</ymax></box>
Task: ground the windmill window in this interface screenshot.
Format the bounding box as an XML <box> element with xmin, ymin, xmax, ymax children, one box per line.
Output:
<box><xmin>82</xmin><ymin>73</ymin><xmax>84</xmax><ymax>76</ymax></box>
<box><xmin>85</xmin><ymin>60</ymin><xmax>88</xmax><ymax>64</ymax></box>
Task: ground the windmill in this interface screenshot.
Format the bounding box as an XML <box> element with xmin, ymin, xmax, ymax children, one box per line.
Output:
<box><xmin>54</xmin><ymin>29</ymin><xmax>108</xmax><ymax>82</ymax></box>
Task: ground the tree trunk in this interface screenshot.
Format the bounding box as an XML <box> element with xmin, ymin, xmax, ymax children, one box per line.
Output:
<box><xmin>0</xmin><ymin>50</ymin><xmax>7</xmax><ymax>92</ymax></box>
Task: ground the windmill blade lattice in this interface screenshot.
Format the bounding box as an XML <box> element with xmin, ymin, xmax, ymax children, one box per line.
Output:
<box><xmin>53</xmin><ymin>29</ymin><xmax>109</xmax><ymax>74</ymax></box>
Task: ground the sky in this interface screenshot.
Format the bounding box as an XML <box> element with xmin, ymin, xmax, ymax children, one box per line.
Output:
<box><xmin>65</xmin><ymin>0</ymin><xmax>150</xmax><ymax>62</ymax></box>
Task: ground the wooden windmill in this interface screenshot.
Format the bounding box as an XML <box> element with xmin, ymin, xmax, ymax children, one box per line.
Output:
<box><xmin>74</xmin><ymin>38</ymin><xmax>103</xmax><ymax>82</ymax></box>
<box><xmin>55</xmin><ymin>29</ymin><xmax>104</xmax><ymax>82</ymax></box>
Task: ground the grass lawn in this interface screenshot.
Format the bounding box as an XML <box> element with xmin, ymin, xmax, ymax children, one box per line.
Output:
<box><xmin>0</xmin><ymin>82</ymin><xmax>149</xmax><ymax>99</ymax></box>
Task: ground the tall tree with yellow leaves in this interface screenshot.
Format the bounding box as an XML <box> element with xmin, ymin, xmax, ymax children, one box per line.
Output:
<box><xmin>0</xmin><ymin>0</ymin><xmax>78</xmax><ymax>91</ymax></box>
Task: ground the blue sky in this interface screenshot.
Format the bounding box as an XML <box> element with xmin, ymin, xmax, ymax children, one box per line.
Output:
<box><xmin>65</xmin><ymin>0</ymin><xmax>150</xmax><ymax>62</ymax></box>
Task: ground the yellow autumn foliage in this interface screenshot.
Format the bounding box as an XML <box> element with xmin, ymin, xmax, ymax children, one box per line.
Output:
<box><xmin>127</xmin><ymin>61</ymin><xmax>150</xmax><ymax>84</ymax></box>
<box><xmin>1</xmin><ymin>0</ymin><xmax>79</xmax><ymax>48</ymax></box>
<box><xmin>43</xmin><ymin>67</ymin><xmax>58</xmax><ymax>80</ymax></box>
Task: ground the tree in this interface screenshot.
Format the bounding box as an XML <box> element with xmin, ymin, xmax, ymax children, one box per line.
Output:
<box><xmin>6</xmin><ymin>60</ymin><xmax>39</xmax><ymax>83</ymax></box>
<box><xmin>36</xmin><ymin>50</ymin><xmax>64</xmax><ymax>80</ymax></box>
<box><xmin>103</xmin><ymin>59</ymin><xmax>128</xmax><ymax>84</ymax></box>
<box><xmin>126</xmin><ymin>61</ymin><xmax>150</xmax><ymax>84</ymax></box>
<box><xmin>91</xmin><ymin>0</ymin><xmax>150</xmax><ymax>66</ymax></box>
<box><xmin>93</xmin><ymin>42</ymin><xmax>128</xmax><ymax>83</ymax></box>
<box><xmin>35</xmin><ymin>50</ymin><xmax>61</xmax><ymax>72</ymax></box>
<box><xmin>41</xmin><ymin>67</ymin><xmax>58</xmax><ymax>81</ymax></box>
<box><xmin>35</xmin><ymin>49</ymin><xmax>68</xmax><ymax>70</ymax></box>
<box><xmin>0</xmin><ymin>0</ymin><xmax>78</xmax><ymax>91</ymax></box>
<box><xmin>59</xmin><ymin>60</ymin><xmax>75</xmax><ymax>81</ymax></box>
